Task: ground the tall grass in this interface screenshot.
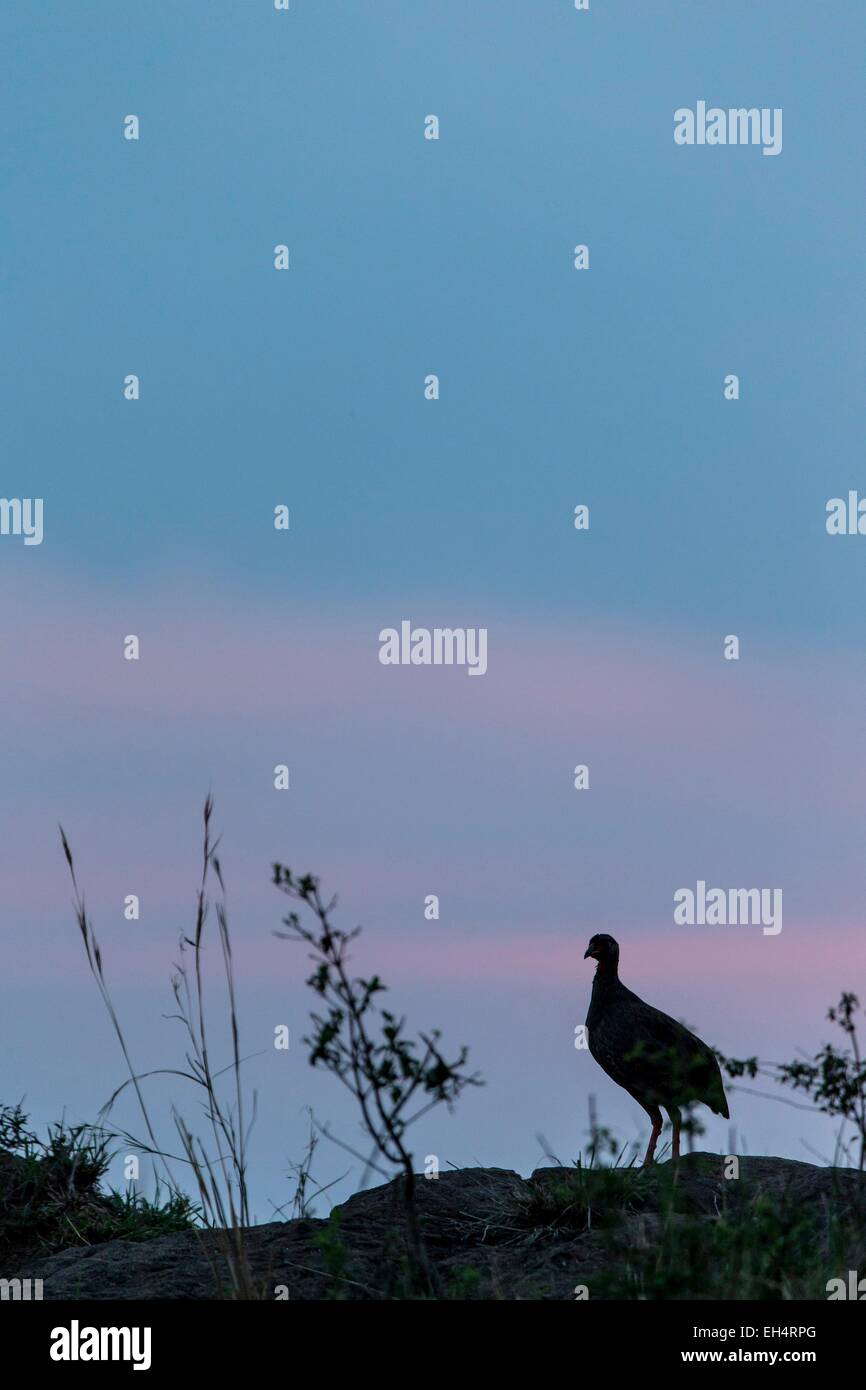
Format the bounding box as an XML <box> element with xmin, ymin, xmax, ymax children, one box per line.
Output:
<box><xmin>59</xmin><ymin>796</ymin><xmax>261</xmax><ymax>1296</ymax></box>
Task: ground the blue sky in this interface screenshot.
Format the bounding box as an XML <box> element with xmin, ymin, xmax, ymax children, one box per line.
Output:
<box><xmin>2</xmin><ymin>1</ymin><xmax>865</xmax><ymax>1221</ymax></box>
<box><xmin>4</xmin><ymin>1</ymin><xmax>865</xmax><ymax>628</ymax></box>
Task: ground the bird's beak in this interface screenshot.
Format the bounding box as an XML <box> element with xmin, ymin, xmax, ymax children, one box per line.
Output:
<box><xmin>584</xmin><ymin>945</ymin><xmax>597</xmax><ymax>960</ymax></box>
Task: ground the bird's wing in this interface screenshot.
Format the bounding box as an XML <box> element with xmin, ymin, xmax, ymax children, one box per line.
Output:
<box><xmin>618</xmin><ymin>994</ymin><xmax>728</xmax><ymax>1111</ymax></box>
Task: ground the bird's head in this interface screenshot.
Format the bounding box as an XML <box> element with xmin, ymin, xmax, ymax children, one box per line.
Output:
<box><xmin>584</xmin><ymin>933</ymin><xmax>620</xmax><ymax>972</ymax></box>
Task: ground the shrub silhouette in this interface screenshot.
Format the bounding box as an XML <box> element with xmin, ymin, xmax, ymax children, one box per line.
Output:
<box><xmin>273</xmin><ymin>863</ymin><xmax>483</xmax><ymax>1295</ymax></box>
<box><xmin>719</xmin><ymin>992</ymin><xmax>866</xmax><ymax>1172</ymax></box>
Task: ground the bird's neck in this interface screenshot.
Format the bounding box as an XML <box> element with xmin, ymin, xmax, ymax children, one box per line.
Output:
<box><xmin>593</xmin><ymin>960</ymin><xmax>620</xmax><ymax>987</ymax></box>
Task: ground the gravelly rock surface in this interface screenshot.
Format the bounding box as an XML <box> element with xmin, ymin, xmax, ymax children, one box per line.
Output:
<box><xmin>10</xmin><ymin>1154</ymin><xmax>865</xmax><ymax>1300</ymax></box>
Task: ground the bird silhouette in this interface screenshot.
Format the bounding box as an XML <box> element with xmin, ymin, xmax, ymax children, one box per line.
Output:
<box><xmin>584</xmin><ymin>933</ymin><xmax>729</xmax><ymax>1165</ymax></box>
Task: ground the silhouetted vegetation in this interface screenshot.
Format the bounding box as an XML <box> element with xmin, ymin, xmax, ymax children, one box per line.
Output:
<box><xmin>2</xmin><ymin>800</ymin><xmax>862</xmax><ymax>1300</ymax></box>
<box><xmin>272</xmin><ymin>863</ymin><xmax>483</xmax><ymax>1295</ymax></box>
<box><xmin>719</xmin><ymin>992</ymin><xmax>866</xmax><ymax>1171</ymax></box>
<box><xmin>0</xmin><ymin>1103</ymin><xmax>194</xmax><ymax>1266</ymax></box>
<box><xmin>57</xmin><ymin>798</ymin><xmax>262</xmax><ymax>1296</ymax></box>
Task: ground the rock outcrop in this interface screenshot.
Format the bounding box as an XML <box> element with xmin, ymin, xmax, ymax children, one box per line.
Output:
<box><xmin>10</xmin><ymin>1154</ymin><xmax>866</xmax><ymax>1300</ymax></box>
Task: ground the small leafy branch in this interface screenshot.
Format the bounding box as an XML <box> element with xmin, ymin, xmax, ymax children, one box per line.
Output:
<box><xmin>719</xmin><ymin>993</ymin><xmax>866</xmax><ymax>1171</ymax></box>
<box><xmin>272</xmin><ymin>864</ymin><xmax>483</xmax><ymax>1294</ymax></box>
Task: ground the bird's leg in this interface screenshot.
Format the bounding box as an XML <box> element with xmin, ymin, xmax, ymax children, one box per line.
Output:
<box><xmin>641</xmin><ymin>1106</ymin><xmax>663</xmax><ymax>1167</ymax></box>
<box><xmin>669</xmin><ymin>1106</ymin><xmax>681</xmax><ymax>1161</ymax></box>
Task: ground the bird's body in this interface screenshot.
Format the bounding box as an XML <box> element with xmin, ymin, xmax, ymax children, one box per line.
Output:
<box><xmin>584</xmin><ymin>934</ymin><xmax>729</xmax><ymax>1165</ymax></box>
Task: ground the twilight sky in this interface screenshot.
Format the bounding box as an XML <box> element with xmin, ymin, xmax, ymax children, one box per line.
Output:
<box><xmin>2</xmin><ymin>0</ymin><xmax>865</xmax><ymax>1218</ymax></box>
